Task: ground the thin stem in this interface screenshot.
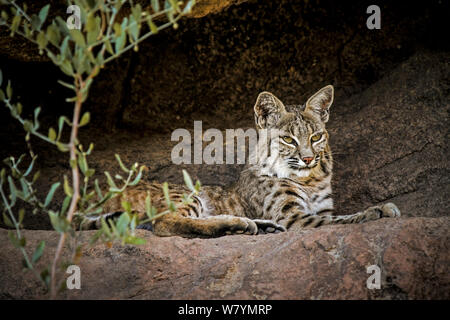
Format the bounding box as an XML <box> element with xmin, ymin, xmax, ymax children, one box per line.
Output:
<box><xmin>49</xmin><ymin>74</ymin><xmax>84</xmax><ymax>299</ymax></box>
<box><xmin>139</xmin><ymin>190</ymin><xmax>197</xmax><ymax>224</ymax></box>
<box><xmin>8</xmin><ymin>0</ymin><xmax>31</xmax><ymax>22</ymax></box>
<box><xmin>103</xmin><ymin>14</ymin><xmax>183</xmax><ymax>64</ymax></box>
<box><xmin>3</xmin><ymin>19</ymin><xmax>60</xmax><ymax>54</ymax></box>
<box><xmin>99</xmin><ymin>2</ymin><xmax>120</xmax><ymax>57</ymax></box>
<box><xmin>3</xmin><ymin>21</ymin><xmax>39</xmax><ymax>45</ymax></box>
<box><xmin>82</xmin><ymin>165</ymin><xmax>134</xmax><ymax>214</ymax></box>
<box><xmin>0</xmin><ymin>185</ymin><xmax>41</xmax><ymax>281</ymax></box>
<box><xmin>89</xmin><ymin>7</ymin><xmax>173</xmax><ymax>50</ymax></box>
<box><xmin>3</xmin><ymin>100</ymin><xmax>62</xmax><ymax>146</ymax></box>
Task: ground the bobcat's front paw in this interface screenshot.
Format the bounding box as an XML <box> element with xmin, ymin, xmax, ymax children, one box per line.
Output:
<box><xmin>364</xmin><ymin>202</ymin><xmax>401</xmax><ymax>221</ymax></box>
<box><xmin>253</xmin><ymin>219</ymin><xmax>287</xmax><ymax>234</ymax></box>
<box><xmin>224</xmin><ymin>217</ymin><xmax>258</xmax><ymax>235</ymax></box>
<box><xmin>380</xmin><ymin>202</ymin><xmax>401</xmax><ymax>218</ymax></box>
<box><xmin>223</xmin><ymin>217</ymin><xmax>286</xmax><ymax>236</ymax></box>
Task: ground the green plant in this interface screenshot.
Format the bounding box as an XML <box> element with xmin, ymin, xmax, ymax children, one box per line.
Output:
<box><xmin>0</xmin><ymin>0</ymin><xmax>197</xmax><ymax>299</ymax></box>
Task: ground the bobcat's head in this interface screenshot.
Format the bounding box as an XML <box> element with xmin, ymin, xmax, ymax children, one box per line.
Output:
<box><xmin>253</xmin><ymin>85</ymin><xmax>334</xmax><ymax>179</ymax></box>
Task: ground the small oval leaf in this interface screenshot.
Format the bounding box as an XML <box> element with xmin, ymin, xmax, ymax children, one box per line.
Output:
<box><xmin>79</xmin><ymin>112</ymin><xmax>90</xmax><ymax>127</ymax></box>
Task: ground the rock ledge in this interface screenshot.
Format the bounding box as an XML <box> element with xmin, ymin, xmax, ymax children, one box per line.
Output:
<box><xmin>0</xmin><ymin>217</ymin><xmax>448</xmax><ymax>299</ymax></box>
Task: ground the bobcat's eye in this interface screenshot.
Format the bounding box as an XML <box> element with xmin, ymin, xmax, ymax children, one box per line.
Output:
<box><xmin>282</xmin><ymin>136</ymin><xmax>295</xmax><ymax>144</ymax></box>
<box><xmin>311</xmin><ymin>133</ymin><xmax>322</xmax><ymax>142</ymax></box>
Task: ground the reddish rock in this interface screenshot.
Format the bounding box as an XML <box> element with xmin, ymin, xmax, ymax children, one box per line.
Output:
<box><xmin>0</xmin><ymin>217</ymin><xmax>448</xmax><ymax>299</ymax></box>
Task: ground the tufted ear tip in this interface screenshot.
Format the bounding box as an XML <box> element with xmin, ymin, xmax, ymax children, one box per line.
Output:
<box><xmin>254</xmin><ymin>92</ymin><xmax>274</xmax><ymax>114</ymax></box>
<box><xmin>257</xmin><ymin>91</ymin><xmax>276</xmax><ymax>98</ymax></box>
<box><xmin>253</xmin><ymin>91</ymin><xmax>286</xmax><ymax>128</ymax></box>
<box><xmin>254</xmin><ymin>91</ymin><xmax>275</xmax><ymax>111</ymax></box>
<box><xmin>305</xmin><ymin>85</ymin><xmax>334</xmax><ymax>123</ymax></box>
<box><xmin>323</xmin><ymin>85</ymin><xmax>334</xmax><ymax>97</ymax></box>
<box><xmin>314</xmin><ymin>85</ymin><xmax>334</xmax><ymax>101</ymax></box>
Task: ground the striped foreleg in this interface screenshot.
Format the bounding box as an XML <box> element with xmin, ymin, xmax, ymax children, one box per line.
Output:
<box><xmin>280</xmin><ymin>202</ymin><xmax>401</xmax><ymax>231</ymax></box>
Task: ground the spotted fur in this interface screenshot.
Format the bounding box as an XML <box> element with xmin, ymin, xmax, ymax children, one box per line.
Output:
<box><xmin>83</xmin><ymin>85</ymin><xmax>400</xmax><ymax>237</ymax></box>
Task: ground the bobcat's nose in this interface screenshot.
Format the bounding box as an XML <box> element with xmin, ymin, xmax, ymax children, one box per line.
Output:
<box><xmin>302</xmin><ymin>157</ymin><xmax>314</xmax><ymax>165</ymax></box>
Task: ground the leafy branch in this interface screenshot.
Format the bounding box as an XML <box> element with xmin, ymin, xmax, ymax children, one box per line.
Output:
<box><xmin>0</xmin><ymin>0</ymin><xmax>196</xmax><ymax>299</ymax></box>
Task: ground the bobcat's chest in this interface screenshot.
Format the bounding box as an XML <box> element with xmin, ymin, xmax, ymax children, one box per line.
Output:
<box><xmin>307</xmin><ymin>185</ymin><xmax>334</xmax><ymax>215</ymax></box>
<box><xmin>282</xmin><ymin>177</ymin><xmax>334</xmax><ymax>215</ymax></box>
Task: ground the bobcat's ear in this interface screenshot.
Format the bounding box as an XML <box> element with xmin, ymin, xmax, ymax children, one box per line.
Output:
<box><xmin>305</xmin><ymin>85</ymin><xmax>334</xmax><ymax>123</ymax></box>
<box><xmin>254</xmin><ymin>92</ymin><xmax>286</xmax><ymax>129</ymax></box>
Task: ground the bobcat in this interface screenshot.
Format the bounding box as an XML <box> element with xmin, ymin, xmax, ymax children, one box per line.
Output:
<box><xmin>84</xmin><ymin>85</ymin><xmax>400</xmax><ymax>237</ymax></box>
